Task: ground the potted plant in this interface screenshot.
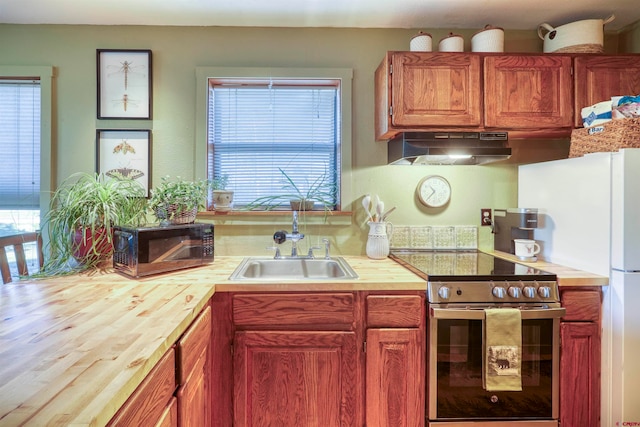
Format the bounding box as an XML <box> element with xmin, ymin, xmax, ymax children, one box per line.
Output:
<box><xmin>149</xmin><ymin>176</ymin><xmax>208</xmax><ymax>225</ymax></box>
<box><xmin>244</xmin><ymin>167</ymin><xmax>338</xmax><ymax>215</ymax></box>
<box><xmin>39</xmin><ymin>172</ymin><xmax>147</xmax><ymax>276</ymax></box>
<box><xmin>210</xmin><ymin>174</ymin><xmax>234</xmax><ymax>212</ymax></box>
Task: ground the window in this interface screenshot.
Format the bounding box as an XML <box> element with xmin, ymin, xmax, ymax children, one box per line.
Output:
<box><xmin>0</xmin><ymin>66</ymin><xmax>52</xmax><ymax>280</ymax></box>
<box><xmin>197</xmin><ymin>67</ymin><xmax>353</xmax><ymax>213</ymax></box>
<box><xmin>0</xmin><ymin>79</ymin><xmax>41</xmax><ymax>236</ymax></box>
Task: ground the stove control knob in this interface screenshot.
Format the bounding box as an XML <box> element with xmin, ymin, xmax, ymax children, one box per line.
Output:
<box><xmin>523</xmin><ymin>286</ymin><xmax>537</xmax><ymax>299</ymax></box>
<box><xmin>438</xmin><ymin>286</ymin><xmax>451</xmax><ymax>300</ymax></box>
<box><xmin>492</xmin><ymin>286</ymin><xmax>506</xmax><ymax>299</ymax></box>
<box><xmin>538</xmin><ymin>286</ymin><xmax>551</xmax><ymax>299</ymax></box>
<box><xmin>508</xmin><ymin>286</ymin><xmax>521</xmax><ymax>298</ymax></box>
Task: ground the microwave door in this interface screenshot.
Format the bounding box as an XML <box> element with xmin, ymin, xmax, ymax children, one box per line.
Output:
<box><xmin>152</xmin><ymin>239</ymin><xmax>200</xmax><ymax>262</ymax></box>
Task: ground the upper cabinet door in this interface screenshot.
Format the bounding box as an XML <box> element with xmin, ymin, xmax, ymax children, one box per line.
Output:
<box><xmin>574</xmin><ymin>55</ymin><xmax>640</xmax><ymax>127</ymax></box>
<box><xmin>390</xmin><ymin>52</ymin><xmax>482</xmax><ymax>127</ymax></box>
<box><xmin>484</xmin><ymin>55</ymin><xmax>573</xmax><ymax>129</ymax></box>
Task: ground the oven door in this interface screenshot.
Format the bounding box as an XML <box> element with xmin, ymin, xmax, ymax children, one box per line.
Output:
<box><xmin>428</xmin><ymin>305</ymin><xmax>565</xmax><ymax>426</ymax></box>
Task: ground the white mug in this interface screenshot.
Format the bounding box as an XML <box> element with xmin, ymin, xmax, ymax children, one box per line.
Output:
<box><xmin>514</xmin><ymin>239</ymin><xmax>541</xmax><ymax>257</ymax></box>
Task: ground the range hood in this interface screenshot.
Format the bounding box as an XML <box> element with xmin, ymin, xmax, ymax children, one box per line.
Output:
<box><xmin>388</xmin><ymin>131</ymin><xmax>512</xmax><ymax>165</ymax></box>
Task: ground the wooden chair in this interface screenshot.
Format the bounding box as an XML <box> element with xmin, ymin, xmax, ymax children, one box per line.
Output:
<box><xmin>0</xmin><ymin>232</ymin><xmax>44</xmax><ymax>283</ymax></box>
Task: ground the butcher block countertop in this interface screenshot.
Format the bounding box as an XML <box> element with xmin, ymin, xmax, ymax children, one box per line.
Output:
<box><xmin>0</xmin><ymin>256</ymin><xmax>423</xmax><ymax>426</ymax></box>
<box><xmin>0</xmin><ymin>254</ymin><xmax>604</xmax><ymax>426</ymax></box>
<box><xmin>488</xmin><ymin>250</ymin><xmax>609</xmax><ymax>287</ymax></box>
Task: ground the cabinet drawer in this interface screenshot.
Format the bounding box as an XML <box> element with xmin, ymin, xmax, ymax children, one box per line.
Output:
<box><xmin>367</xmin><ymin>295</ymin><xmax>424</xmax><ymax>327</ymax></box>
<box><xmin>177</xmin><ymin>305</ymin><xmax>211</xmax><ymax>384</ymax></box>
<box><xmin>108</xmin><ymin>348</ymin><xmax>176</xmax><ymax>427</ymax></box>
<box><xmin>561</xmin><ymin>289</ymin><xmax>601</xmax><ymax>322</ymax></box>
<box><xmin>233</xmin><ymin>293</ymin><xmax>355</xmax><ymax>328</ymax></box>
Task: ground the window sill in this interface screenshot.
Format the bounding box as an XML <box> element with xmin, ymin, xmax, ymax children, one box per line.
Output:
<box><xmin>197</xmin><ymin>210</ymin><xmax>353</xmax><ymax>226</ymax></box>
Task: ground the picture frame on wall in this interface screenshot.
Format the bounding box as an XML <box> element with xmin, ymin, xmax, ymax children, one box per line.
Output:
<box><xmin>97</xmin><ymin>49</ymin><xmax>152</xmax><ymax>119</ymax></box>
<box><xmin>96</xmin><ymin>129</ymin><xmax>151</xmax><ymax>197</ymax></box>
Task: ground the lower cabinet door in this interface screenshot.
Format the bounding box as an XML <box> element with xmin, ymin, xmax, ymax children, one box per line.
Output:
<box><xmin>233</xmin><ymin>330</ymin><xmax>359</xmax><ymax>427</ymax></box>
<box><xmin>176</xmin><ymin>305</ymin><xmax>211</xmax><ymax>427</ymax></box>
<box><xmin>156</xmin><ymin>397</ymin><xmax>178</xmax><ymax>427</ymax></box>
<box><xmin>177</xmin><ymin>347</ymin><xmax>209</xmax><ymax>427</ymax></box>
<box><xmin>560</xmin><ymin>321</ymin><xmax>600</xmax><ymax>427</ymax></box>
<box><xmin>366</xmin><ymin>328</ymin><xmax>424</xmax><ymax>427</ymax></box>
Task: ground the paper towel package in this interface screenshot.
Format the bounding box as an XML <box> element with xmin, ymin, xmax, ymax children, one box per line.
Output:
<box><xmin>581</xmin><ymin>100</ymin><xmax>612</xmax><ymax>127</ymax></box>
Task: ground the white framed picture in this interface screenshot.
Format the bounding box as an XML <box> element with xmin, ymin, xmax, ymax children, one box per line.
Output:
<box><xmin>96</xmin><ymin>129</ymin><xmax>151</xmax><ymax>196</ymax></box>
<box><xmin>97</xmin><ymin>49</ymin><xmax>152</xmax><ymax>119</ymax></box>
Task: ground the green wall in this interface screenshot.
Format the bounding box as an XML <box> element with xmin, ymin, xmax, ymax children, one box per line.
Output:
<box><xmin>0</xmin><ymin>24</ymin><xmax>633</xmax><ymax>255</ymax></box>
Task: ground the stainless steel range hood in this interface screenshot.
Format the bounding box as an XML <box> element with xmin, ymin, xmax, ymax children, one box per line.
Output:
<box><xmin>388</xmin><ymin>131</ymin><xmax>512</xmax><ymax>165</ymax></box>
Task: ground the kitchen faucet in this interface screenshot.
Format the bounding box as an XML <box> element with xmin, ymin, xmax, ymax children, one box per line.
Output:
<box><xmin>273</xmin><ymin>211</ymin><xmax>305</xmax><ymax>257</ymax></box>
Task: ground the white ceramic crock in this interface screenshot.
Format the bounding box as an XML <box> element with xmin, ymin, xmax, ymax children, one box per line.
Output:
<box><xmin>410</xmin><ymin>32</ymin><xmax>433</xmax><ymax>52</ymax></box>
<box><xmin>471</xmin><ymin>25</ymin><xmax>504</xmax><ymax>52</ymax></box>
<box><xmin>438</xmin><ymin>33</ymin><xmax>464</xmax><ymax>52</ymax></box>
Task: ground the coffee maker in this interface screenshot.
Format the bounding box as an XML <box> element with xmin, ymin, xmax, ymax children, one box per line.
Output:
<box><xmin>493</xmin><ymin>208</ymin><xmax>539</xmax><ymax>255</ymax></box>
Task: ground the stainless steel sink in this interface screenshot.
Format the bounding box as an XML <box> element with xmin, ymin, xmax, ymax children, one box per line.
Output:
<box><xmin>229</xmin><ymin>257</ymin><xmax>358</xmax><ymax>281</ymax></box>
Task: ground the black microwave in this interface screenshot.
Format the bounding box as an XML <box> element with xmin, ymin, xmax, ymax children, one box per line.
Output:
<box><xmin>113</xmin><ymin>223</ymin><xmax>214</xmax><ymax>278</ymax></box>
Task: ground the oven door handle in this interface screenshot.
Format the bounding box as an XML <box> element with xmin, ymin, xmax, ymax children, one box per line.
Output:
<box><xmin>431</xmin><ymin>307</ymin><xmax>566</xmax><ymax>320</ymax></box>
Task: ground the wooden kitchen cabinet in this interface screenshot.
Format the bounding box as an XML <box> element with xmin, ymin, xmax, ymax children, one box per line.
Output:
<box><xmin>210</xmin><ymin>291</ymin><xmax>427</xmax><ymax>427</ymax></box>
<box><xmin>574</xmin><ymin>55</ymin><xmax>640</xmax><ymax>127</ymax></box>
<box><xmin>484</xmin><ymin>55</ymin><xmax>573</xmax><ymax>129</ymax></box>
<box><xmin>559</xmin><ymin>287</ymin><xmax>602</xmax><ymax>427</ymax></box>
<box><xmin>234</xmin><ymin>330</ymin><xmax>358</xmax><ymax>426</ymax></box>
<box><xmin>365</xmin><ymin>294</ymin><xmax>425</xmax><ymax>427</ymax></box>
<box><xmin>375</xmin><ymin>52</ymin><xmax>482</xmax><ymax>140</ymax></box>
<box><xmin>176</xmin><ymin>304</ymin><xmax>211</xmax><ymax>427</ymax></box>
<box><xmin>108</xmin><ymin>303</ymin><xmax>212</xmax><ymax>427</ymax></box>
<box><xmin>232</xmin><ymin>292</ymin><xmax>360</xmax><ymax>427</ymax></box>
<box><xmin>107</xmin><ymin>349</ymin><xmax>177</xmax><ymax>427</ymax></box>
<box><xmin>376</xmin><ymin>52</ymin><xmax>640</xmax><ymax>142</ymax></box>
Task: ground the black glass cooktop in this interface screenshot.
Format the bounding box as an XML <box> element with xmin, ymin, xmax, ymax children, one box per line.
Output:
<box><xmin>389</xmin><ymin>250</ymin><xmax>556</xmax><ymax>282</ymax></box>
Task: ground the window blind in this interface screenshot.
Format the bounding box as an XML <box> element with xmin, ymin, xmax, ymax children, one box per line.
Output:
<box><xmin>0</xmin><ymin>79</ymin><xmax>41</xmax><ymax>209</ymax></box>
<box><xmin>207</xmin><ymin>80</ymin><xmax>340</xmax><ymax>208</ymax></box>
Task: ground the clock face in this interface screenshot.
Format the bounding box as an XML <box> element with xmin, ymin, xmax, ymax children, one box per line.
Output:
<box><xmin>417</xmin><ymin>175</ymin><xmax>451</xmax><ymax>208</ymax></box>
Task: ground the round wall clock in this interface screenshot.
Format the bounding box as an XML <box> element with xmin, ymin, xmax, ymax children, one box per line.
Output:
<box><xmin>416</xmin><ymin>175</ymin><xmax>451</xmax><ymax>208</ymax></box>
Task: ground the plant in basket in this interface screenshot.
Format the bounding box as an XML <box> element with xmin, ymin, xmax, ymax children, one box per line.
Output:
<box><xmin>149</xmin><ymin>176</ymin><xmax>208</xmax><ymax>225</ymax></box>
<box><xmin>38</xmin><ymin>172</ymin><xmax>147</xmax><ymax>276</ymax></box>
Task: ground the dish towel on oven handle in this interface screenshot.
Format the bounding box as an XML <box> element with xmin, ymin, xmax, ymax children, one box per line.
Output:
<box><xmin>483</xmin><ymin>308</ymin><xmax>522</xmax><ymax>391</ymax></box>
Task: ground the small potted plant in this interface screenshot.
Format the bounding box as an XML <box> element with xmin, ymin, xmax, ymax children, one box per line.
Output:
<box><xmin>210</xmin><ymin>174</ymin><xmax>234</xmax><ymax>212</ymax></box>
<box><xmin>149</xmin><ymin>176</ymin><xmax>208</xmax><ymax>225</ymax></box>
<box><xmin>39</xmin><ymin>172</ymin><xmax>147</xmax><ymax>276</ymax></box>
<box><xmin>244</xmin><ymin>168</ymin><xmax>338</xmax><ymax>216</ymax></box>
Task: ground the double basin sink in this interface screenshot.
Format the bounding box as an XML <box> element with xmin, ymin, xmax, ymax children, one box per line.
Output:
<box><xmin>229</xmin><ymin>256</ymin><xmax>358</xmax><ymax>281</ymax></box>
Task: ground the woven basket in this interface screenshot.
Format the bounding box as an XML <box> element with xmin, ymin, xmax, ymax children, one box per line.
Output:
<box><xmin>155</xmin><ymin>205</ymin><xmax>198</xmax><ymax>225</ymax></box>
<box><xmin>552</xmin><ymin>43</ymin><xmax>604</xmax><ymax>53</ymax></box>
<box><xmin>569</xmin><ymin>118</ymin><xmax>640</xmax><ymax>157</ymax></box>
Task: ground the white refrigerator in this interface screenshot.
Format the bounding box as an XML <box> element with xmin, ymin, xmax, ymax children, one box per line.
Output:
<box><xmin>518</xmin><ymin>148</ymin><xmax>640</xmax><ymax>427</ymax></box>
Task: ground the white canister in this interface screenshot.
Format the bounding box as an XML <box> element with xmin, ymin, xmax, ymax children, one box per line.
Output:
<box><xmin>438</xmin><ymin>33</ymin><xmax>464</xmax><ymax>52</ymax></box>
<box><xmin>471</xmin><ymin>25</ymin><xmax>504</xmax><ymax>52</ymax></box>
<box><xmin>410</xmin><ymin>32</ymin><xmax>432</xmax><ymax>52</ymax></box>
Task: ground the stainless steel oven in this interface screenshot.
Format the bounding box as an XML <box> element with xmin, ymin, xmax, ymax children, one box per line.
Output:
<box><xmin>390</xmin><ymin>250</ymin><xmax>565</xmax><ymax>427</ymax></box>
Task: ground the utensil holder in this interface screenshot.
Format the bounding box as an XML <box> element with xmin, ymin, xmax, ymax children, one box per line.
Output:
<box><xmin>366</xmin><ymin>221</ymin><xmax>394</xmax><ymax>259</ymax></box>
